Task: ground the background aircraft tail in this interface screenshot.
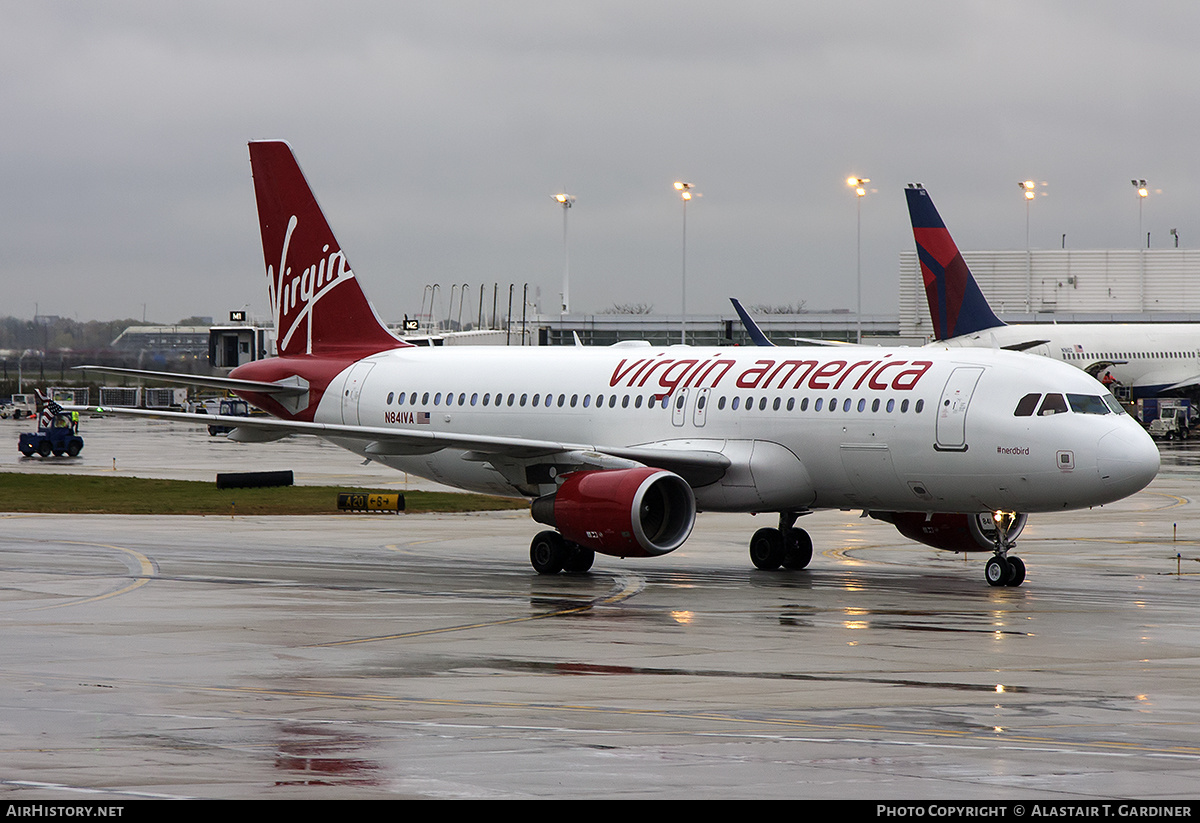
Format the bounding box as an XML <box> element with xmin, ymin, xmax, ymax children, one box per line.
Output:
<box><xmin>905</xmin><ymin>185</ymin><xmax>1004</xmax><ymax>340</ymax></box>
<box><xmin>249</xmin><ymin>140</ymin><xmax>408</xmax><ymax>358</ymax></box>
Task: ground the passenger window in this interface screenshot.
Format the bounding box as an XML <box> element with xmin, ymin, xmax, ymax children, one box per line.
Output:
<box><xmin>1014</xmin><ymin>393</ymin><xmax>1040</xmax><ymax>416</ymax></box>
<box><xmin>1038</xmin><ymin>394</ymin><xmax>1069</xmax><ymax>415</ymax></box>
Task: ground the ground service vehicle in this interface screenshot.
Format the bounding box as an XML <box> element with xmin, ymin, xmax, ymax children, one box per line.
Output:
<box><xmin>18</xmin><ymin>408</ymin><xmax>83</xmax><ymax>457</ymax></box>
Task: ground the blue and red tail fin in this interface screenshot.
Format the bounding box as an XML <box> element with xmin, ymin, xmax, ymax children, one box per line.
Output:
<box><xmin>904</xmin><ymin>185</ymin><xmax>1004</xmax><ymax>340</ymax></box>
<box><xmin>248</xmin><ymin>140</ymin><xmax>409</xmax><ymax>358</ymax></box>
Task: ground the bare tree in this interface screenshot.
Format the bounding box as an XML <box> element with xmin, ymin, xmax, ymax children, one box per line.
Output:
<box><xmin>600</xmin><ymin>303</ymin><xmax>655</xmax><ymax>315</ymax></box>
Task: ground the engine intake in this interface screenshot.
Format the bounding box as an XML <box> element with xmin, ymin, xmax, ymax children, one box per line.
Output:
<box><xmin>531</xmin><ymin>467</ymin><xmax>696</xmax><ymax>558</ymax></box>
<box><xmin>871</xmin><ymin>511</ymin><xmax>1028</xmax><ymax>552</ymax></box>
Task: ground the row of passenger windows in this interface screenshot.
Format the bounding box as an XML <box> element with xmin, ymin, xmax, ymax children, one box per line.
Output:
<box><xmin>383</xmin><ymin>390</ymin><xmax>926</xmax><ymax>415</ymax></box>
<box><xmin>1013</xmin><ymin>392</ymin><xmax>1123</xmax><ymax>417</ymax></box>
<box><xmin>1065</xmin><ymin>350</ymin><xmax>1196</xmax><ymax>361</ymax></box>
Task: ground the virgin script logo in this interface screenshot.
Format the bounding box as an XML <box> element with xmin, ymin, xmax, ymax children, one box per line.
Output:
<box><xmin>268</xmin><ymin>214</ymin><xmax>355</xmax><ymax>354</ymax></box>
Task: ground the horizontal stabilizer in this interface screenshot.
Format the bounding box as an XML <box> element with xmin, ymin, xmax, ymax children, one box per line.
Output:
<box><xmin>1001</xmin><ymin>339</ymin><xmax>1051</xmax><ymax>353</ymax></box>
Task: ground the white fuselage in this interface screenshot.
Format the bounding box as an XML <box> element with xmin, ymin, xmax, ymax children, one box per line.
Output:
<box><xmin>309</xmin><ymin>342</ymin><xmax>1158</xmax><ymax>516</ymax></box>
<box><xmin>938</xmin><ymin>324</ymin><xmax>1200</xmax><ymax>399</ymax></box>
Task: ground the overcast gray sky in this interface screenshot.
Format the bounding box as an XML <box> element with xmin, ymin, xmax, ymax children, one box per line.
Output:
<box><xmin>3</xmin><ymin>1</ymin><xmax>1196</xmax><ymax>325</ymax></box>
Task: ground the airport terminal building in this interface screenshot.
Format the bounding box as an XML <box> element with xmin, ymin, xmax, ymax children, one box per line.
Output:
<box><xmin>898</xmin><ymin>248</ymin><xmax>1200</xmax><ymax>337</ymax></box>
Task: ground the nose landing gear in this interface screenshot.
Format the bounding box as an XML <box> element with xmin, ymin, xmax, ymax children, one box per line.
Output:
<box><xmin>985</xmin><ymin>511</ymin><xmax>1026</xmax><ymax>587</ymax></box>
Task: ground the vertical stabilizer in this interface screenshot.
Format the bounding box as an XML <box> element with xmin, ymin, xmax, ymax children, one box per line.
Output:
<box><xmin>248</xmin><ymin>141</ymin><xmax>408</xmax><ymax>357</ymax></box>
<box><xmin>905</xmin><ymin>186</ymin><xmax>1005</xmax><ymax>340</ymax></box>
<box><xmin>730</xmin><ymin>298</ymin><xmax>775</xmax><ymax>347</ymax></box>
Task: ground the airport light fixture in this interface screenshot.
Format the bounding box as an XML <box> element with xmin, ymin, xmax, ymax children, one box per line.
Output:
<box><xmin>847</xmin><ymin>177</ymin><xmax>869</xmax><ymax>343</ymax></box>
<box><xmin>552</xmin><ymin>193</ymin><xmax>575</xmax><ymax>314</ymax></box>
<box><xmin>674</xmin><ymin>181</ymin><xmax>697</xmax><ymax>345</ymax></box>
<box><xmin>1132</xmin><ymin>179</ymin><xmax>1149</xmax><ymax>248</ymax></box>
<box><xmin>1019</xmin><ymin>180</ymin><xmax>1038</xmax><ymax>249</ymax></box>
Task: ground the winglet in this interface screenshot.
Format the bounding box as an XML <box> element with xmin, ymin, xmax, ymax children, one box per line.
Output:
<box><xmin>248</xmin><ymin>141</ymin><xmax>408</xmax><ymax>357</ymax></box>
<box><xmin>729</xmin><ymin>298</ymin><xmax>775</xmax><ymax>347</ymax></box>
<box><xmin>905</xmin><ymin>185</ymin><xmax>1004</xmax><ymax>340</ymax></box>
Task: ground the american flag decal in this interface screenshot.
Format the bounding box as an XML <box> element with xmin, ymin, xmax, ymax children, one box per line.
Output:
<box><xmin>417</xmin><ymin>412</ymin><xmax>430</xmax><ymax>424</ymax></box>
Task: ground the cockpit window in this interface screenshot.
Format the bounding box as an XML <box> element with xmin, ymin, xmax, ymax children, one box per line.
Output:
<box><xmin>1014</xmin><ymin>393</ymin><xmax>1040</xmax><ymax>417</ymax></box>
<box><xmin>1103</xmin><ymin>394</ymin><xmax>1126</xmax><ymax>415</ymax></box>
<box><xmin>1037</xmin><ymin>393</ymin><xmax>1069</xmax><ymax>416</ymax></box>
<box><xmin>1067</xmin><ymin>394</ymin><xmax>1112</xmax><ymax>415</ymax></box>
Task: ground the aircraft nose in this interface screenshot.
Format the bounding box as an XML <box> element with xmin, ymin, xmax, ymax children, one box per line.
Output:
<box><xmin>1097</xmin><ymin>423</ymin><xmax>1160</xmax><ymax>497</ymax></box>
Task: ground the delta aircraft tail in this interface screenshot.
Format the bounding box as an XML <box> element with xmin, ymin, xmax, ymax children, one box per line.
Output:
<box><xmin>905</xmin><ymin>185</ymin><xmax>1004</xmax><ymax>340</ymax></box>
<box><xmin>249</xmin><ymin>140</ymin><xmax>408</xmax><ymax>358</ymax></box>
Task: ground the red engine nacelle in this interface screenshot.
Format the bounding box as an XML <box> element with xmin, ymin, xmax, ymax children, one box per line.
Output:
<box><xmin>531</xmin><ymin>467</ymin><xmax>696</xmax><ymax>558</ymax></box>
<box><xmin>871</xmin><ymin>511</ymin><xmax>1028</xmax><ymax>552</ymax></box>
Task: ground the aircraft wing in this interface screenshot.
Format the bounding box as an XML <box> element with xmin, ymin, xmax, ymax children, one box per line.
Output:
<box><xmin>787</xmin><ymin>337</ymin><xmax>857</xmax><ymax>346</ymax></box>
<box><xmin>68</xmin><ymin>405</ymin><xmax>731</xmax><ymax>487</ymax></box>
<box><xmin>1164</xmin><ymin>374</ymin><xmax>1200</xmax><ymax>393</ymax></box>
<box><xmin>73</xmin><ymin>365</ymin><xmax>308</xmax><ymax>396</ymax></box>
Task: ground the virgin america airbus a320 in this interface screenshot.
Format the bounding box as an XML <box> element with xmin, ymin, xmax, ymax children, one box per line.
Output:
<box><xmin>78</xmin><ymin>141</ymin><xmax>1159</xmax><ymax>587</ymax></box>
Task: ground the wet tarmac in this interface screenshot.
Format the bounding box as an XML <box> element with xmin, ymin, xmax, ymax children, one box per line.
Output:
<box><xmin>1</xmin><ymin>416</ymin><xmax>1199</xmax><ymax>799</ymax></box>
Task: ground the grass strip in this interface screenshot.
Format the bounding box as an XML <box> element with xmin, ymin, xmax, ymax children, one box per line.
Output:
<box><xmin>0</xmin><ymin>472</ymin><xmax>526</xmax><ymax>516</ymax></box>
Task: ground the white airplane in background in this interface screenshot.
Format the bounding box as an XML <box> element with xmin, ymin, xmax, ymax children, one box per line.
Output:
<box><xmin>907</xmin><ymin>184</ymin><xmax>1200</xmax><ymax>400</ymax></box>
<box><xmin>78</xmin><ymin>143</ymin><xmax>1159</xmax><ymax>587</ymax></box>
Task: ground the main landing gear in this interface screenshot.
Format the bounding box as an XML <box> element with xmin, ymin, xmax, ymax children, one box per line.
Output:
<box><xmin>530</xmin><ymin>530</ymin><xmax>595</xmax><ymax>575</ymax></box>
<box><xmin>984</xmin><ymin>512</ymin><xmax>1026</xmax><ymax>587</ymax></box>
<box><xmin>748</xmin><ymin>512</ymin><xmax>813</xmax><ymax>571</ymax></box>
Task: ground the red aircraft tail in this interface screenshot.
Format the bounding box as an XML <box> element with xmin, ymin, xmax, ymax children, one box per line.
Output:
<box><xmin>248</xmin><ymin>140</ymin><xmax>408</xmax><ymax>358</ymax></box>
